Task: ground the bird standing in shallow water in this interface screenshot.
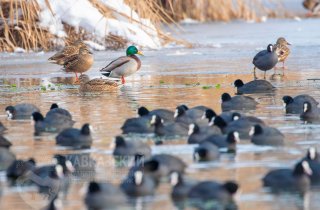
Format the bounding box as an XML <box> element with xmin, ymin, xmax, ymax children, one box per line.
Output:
<box><xmin>48</xmin><ymin>41</ymin><xmax>88</xmax><ymax>65</ymax></box>
<box><xmin>274</xmin><ymin>37</ymin><xmax>291</xmax><ymax>72</ymax></box>
<box><xmin>100</xmin><ymin>46</ymin><xmax>143</xmax><ymax>84</ymax></box>
<box><xmin>252</xmin><ymin>44</ymin><xmax>278</xmax><ymax>80</ymax></box>
<box><xmin>62</xmin><ymin>47</ymin><xmax>93</xmax><ymax>80</ymax></box>
<box><xmin>49</xmin><ymin>41</ymin><xmax>93</xmax><ymax>80</ymax></box>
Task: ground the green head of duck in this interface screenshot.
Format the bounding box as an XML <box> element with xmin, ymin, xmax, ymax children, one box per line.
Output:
<box><xmin>126</xmin><ymin>46</ymin><xmax>143</xmax><ymax>56</ymax></box>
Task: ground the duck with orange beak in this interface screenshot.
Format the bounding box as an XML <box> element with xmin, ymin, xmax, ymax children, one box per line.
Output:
<box><xmin>100</xmin><ymin>46</ymin><xmax>143</xmax><ymax>84</ymax></box>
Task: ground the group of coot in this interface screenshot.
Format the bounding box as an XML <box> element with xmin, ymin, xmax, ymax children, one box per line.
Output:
<box><xmin>1</xmin><ymin>77</ymin><xmax>320</xmax><ymax>209</ymax></box>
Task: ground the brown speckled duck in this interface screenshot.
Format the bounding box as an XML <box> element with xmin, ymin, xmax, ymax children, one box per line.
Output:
<box><xmin>48</xmin><ymin>40</ymin><xmax>88</xmax><ymax>65</ymax></box>
<box><xmin>303</xmin><ymin>0</ymin><xmax>320</xmax><ymax>15</ymax></box>
<box><xmin>79</xmin><ymin>74</ymin><xmax>118</xmax><ymax>92</ymax></box>
<box><xmin>274</xmin><ymin>37</ymin><xmax>291</xmax><ymax>70</ymax></box>
<box><xmin>63</xmin><ymin>47</ymin><xmax>94</xmax><ymax>79</ymax></box>
<box><xmin>100</xmin><ymin>46</ymin><xmax>143</xmax><ymax>84</ymax></box>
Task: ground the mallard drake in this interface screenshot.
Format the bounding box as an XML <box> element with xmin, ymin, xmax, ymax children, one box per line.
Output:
<box><xmin>100</xmin><ymin>46</ymin><xmax>143</xmax><ymax>84</ymax></box>
<box><xmin>252</xmin><ymin>44</ymin><xmax>278</xmax><ymax>79</ymax></box>
<box><xmin>303</xmin><ymin>0</ymin><xmax>320</xmax><ymax>15</ymax></box>
<box><xmin>63</xmin><ymin>47</ymin><xmax>93</xmax><ymax>80</ymax></box>
<box><xmin>48</xmin><ymin>40</ymin><xmax>88</xmax><ymax>65</ymax></box>
<box><xmin>274</xmin><ymin>37</ymin><xmax>291</xmax><ymax>70</ymax></box>
<box><xmin>78</xmin><ymin>74</ymin><xmax>118</xmax><ymax>92</ymax></box>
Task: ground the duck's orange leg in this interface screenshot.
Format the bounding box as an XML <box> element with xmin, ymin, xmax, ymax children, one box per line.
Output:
<box><xmin>121</xmin><ymin>76</ymin><xmax>125</xmax><ymax>84</ymax></box>
<box><xmin>74</xmin><ymin>73</ymin><xmax>79</xmax><ymax>80</ymax></box>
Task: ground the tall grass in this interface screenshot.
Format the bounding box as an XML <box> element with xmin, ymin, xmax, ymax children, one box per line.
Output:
<box><xmin>0</xmin><ymin>0</ymin><xmax>267</xmax><ymax>52</ymax></box>
<box><xmin>135</xmin><ymin>0</ymin><xmax>263</xmax><ymax>22</ymax></box>
<box><xmin>0</xmin><ymin>0</ymin><xmax>55</xmax><ymax>52</ymax></box>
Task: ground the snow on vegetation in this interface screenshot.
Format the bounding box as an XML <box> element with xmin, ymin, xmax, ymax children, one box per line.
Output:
<box><xmin>36</xmin><ymin>0</ymin><xmax>161</xmax><ymax>49</ymax></box>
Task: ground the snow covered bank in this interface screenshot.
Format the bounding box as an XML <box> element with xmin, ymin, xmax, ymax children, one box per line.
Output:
<box><xmin>37</xmin><ymin>0</ymin><xmax>161</xmax><ymax>49</ymax></box>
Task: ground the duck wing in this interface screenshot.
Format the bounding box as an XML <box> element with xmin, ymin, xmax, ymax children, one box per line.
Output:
<box><xmin>63</xmin><ymin>53</ymin><xmax>81</xmax><ymax>69</ymax></box>
<box><xmin>100</xmin><ymin>56</ymin><xmax>131</xmax><ymax>73</ymax></box>
<box><xmin>48</xmin><ymin>46</ymin><xmax>78</xmax><ymax>64</ymax></box>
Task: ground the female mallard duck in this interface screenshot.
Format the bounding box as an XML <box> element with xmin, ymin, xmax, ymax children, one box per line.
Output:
<box><xmin>48</xmin><ymin>40</ymin><xmax>88</xmax><ymax>65</ymax></box>
<box><xmin>63</xmin><ymin>47</ymin><xmax>93</xmax><ymax>80</ymax></box>
<box><xmin>303</xmin><ymin>0</ymin><xmax>320</xmax><ymax>15</ymax></box>
<box><xmin>274</xmin><ymin>37</ymin><xmax>291</xmax><ymax>70</ymax></box>
<box><xmin>79</xmin><ymin>74</ymin><xmax>118</xmax><ymax>92</ymax></box>
<box><xmin>100</xmin><ymin>46</ymin><xmax>143</xmax><ymax>84</ymax></box>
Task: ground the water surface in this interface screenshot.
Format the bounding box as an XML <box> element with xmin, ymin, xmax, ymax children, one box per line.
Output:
<box><xmin>1</xmin><ymin>19</ymin><xmax>320</xmax><ymax>210</ymax></box>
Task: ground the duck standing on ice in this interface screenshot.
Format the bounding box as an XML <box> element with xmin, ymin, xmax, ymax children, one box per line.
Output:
<box><xmin>100</xmin><ymin>46</ymin><xmax>143</xmax><ymax>84</ymax></box>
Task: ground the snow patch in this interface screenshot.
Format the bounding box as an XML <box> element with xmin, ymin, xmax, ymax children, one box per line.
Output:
<box><xmin>36</xmin><ymin>0</ymin><xmax>161</xmax><ymax>49</ymax></box>
<box><xmin>180</xmin><ymin>18</ymin><xmax>200</xmax><ymax>24</ymax></box>
<box><xmin>14</xmin><ymin>47</ymin><xmax>26</xmax><ymax>53</ymax></box>
<box><xmin>83</xmin><ymin>41</ymin><xmax>106</xmax><ymax>51</ymax></box>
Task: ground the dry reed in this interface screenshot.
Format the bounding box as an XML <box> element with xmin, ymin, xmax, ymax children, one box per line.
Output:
<box><xmin>0</xmin><ymin>0</ymin><xmax>55</xmax><ymax>52</ymax></box>
<box><xmin>155</xmin><ymin>0</ymin><xmax>264</xmax><ymax>22</ymax></box>
<box><xmin>0</xmin><ymin>0</ymin><xmax>268</xmax><ymax>52</ymax></box>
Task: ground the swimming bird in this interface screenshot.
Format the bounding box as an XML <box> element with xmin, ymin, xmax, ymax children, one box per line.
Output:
<box><xmin>150</xmin><ymin>115</ymin><xmax>188</xmax><ymax>137</ymax></box>
<box><xmin>121</xmin><ymin>170</ymin><xmax>157</xmax><ymax>196</ymax></box>
<box><xmin>216</xmin><ymin>112</ymin><xmax>241</xmax><ymax>124</ymax></box>
<box><xmin>56</xmin><ymin>123</ymin><xmax>93</xmax><ymax>149</ymax></box>
<box><xmin>100</xmin><ymin>46</ymin><xmax>143</xmax><ymax>84</ymax></box>
<box><xmin>274</xmin><ymin>37</ymin><xmax>291</xmax><ymax>71</ymax></box>
<box><xmin>187</xmin><ymin>123</ymin><xmax>221</xmax><ymax>144</ymax></box>
<box><xmin>188</xmin><ymin>180</ymin><xmax>239</xmax><ymax>209</ymax></box>
<box><xmin>203</xmin><ymin>131</ymin><xmax>240</xmax><ymax>153</ymax></box>
<box><xmin>249</xmin><ymin>124</ymin><xmax>284</xmax><ymax>146</ymax></box>
<box><xmin>85</xmin><ymin>181</ymin><xmax>127</xmax><ymax>210</ymax></box>
<box><xmin>170</xmin><ymin>172</ymin><xmax>197</xmax><ymax>203</ymax></box>
<box><xmin>48</xmin><ymin>40</ymin><xmax>88</xmax><ymax>65</ymax></box>
<box><xmin>221</xmin><ymin>93</ymin><xmax>258</xmax><ymax>111</ymax></box>
<box><xmin>111</xmin><ymin>136</ymin><xmax>151</xmax><ymax>158</ymax></box>
<box><xmin>47</xmin><ymin>103</ymin><xmax>72</xmax><ymax>120</ymax></box>
<box><xmin>224</xmin><ymin>117</ymin><xmax>260</xmax><ymax>140</ymax></box>
<box><xmin>283</xmin><ymin>94</ymin><xmax>319</xmax><ymax>114</ymax></box>
<box><xmin>32</xmin><ymin>112</ymin><xmax>75</xmax><ymax>135</ymax></box>
<box><xmin>62</xmin><ymin>46</ymin><xmax>93</xmax><ymax>80</ymax></box>
<box><xmin>300</xmin><ymin>101</ymin><xmax>320</xmax><ymax>123</ymax></box>
<box><xmin>79</xmin><ymin>74</ymin><xmax>119</xmax><ymax>92</ymax></box>
<box><xmin>129</xmin><ymin>154</ymin><xmax>187</xmax><ymax>184</ymax></box>
<box><xmin>262</xmin><ymin>161</ymin><xmax>312</xmax><ymax>195</ymax></box>
<box><xmin>5</xmin><ymin>103</ymin><xmax>40</xmax><ymax>120</ymax></box>
<box><xmin>234</xmin><ymin>79</ymin><xmax>275</xmax><ymax>94</ymax></box>
<box><xmin>138</xmin><ymin>106</ymin><xmax>174</xmax><ymax>123</ymax></box>
<box><xmin>193</xmin><ymin>141</ymin><xmax>220</xmax><ymax>162</ymax></box>
<box><xmin>252</xmin><ymin>44</ymin><xmax>278</xmax><ymax>79</ymax></box>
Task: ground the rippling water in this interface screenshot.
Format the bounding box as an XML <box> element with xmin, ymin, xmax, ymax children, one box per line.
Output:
<box><xmin>1</xmin><ymin>19</ymin><xmax>320</xmax><ymax>210</ymax></box>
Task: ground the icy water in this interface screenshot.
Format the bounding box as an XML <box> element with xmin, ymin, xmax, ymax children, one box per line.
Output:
<box><xmin>1</xmin><ymin>19</ymin><xmax>320</xmax><ymax>210</ymax></box>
